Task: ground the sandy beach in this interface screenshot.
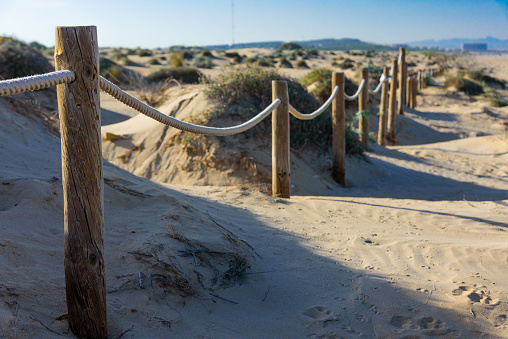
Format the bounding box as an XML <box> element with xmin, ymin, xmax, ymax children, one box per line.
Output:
<box><xmin>1</xmin><ymin>51</ymin><xmax>508</xmax><ymax>338</ymax></box>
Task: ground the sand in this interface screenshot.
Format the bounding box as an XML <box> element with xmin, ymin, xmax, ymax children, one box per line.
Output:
<box><xmin>0</xmin><ymin>52</ymin><xmax>507</xmax><ymax>338</ymax></box>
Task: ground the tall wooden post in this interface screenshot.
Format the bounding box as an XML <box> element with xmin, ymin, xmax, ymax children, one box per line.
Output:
<box><xmin>397</xmin><ymin>47</ymin><xmax>406</xmax><ymax>115</ymax></box>
<box><xmin>358</xmin><ymin>67</ymin><xmax>369</xmax><ymax>149</ymax></box>
<box><xmin>413</xmin><ymin>76</ymin><xmax>418</xmax><ymax>108</ymax></box>
<box><xmin>407</xmin><ymin>76</ymin><xmax>412</xmax><ymax>109</ymax></box>
<box><xmin>377</xmin><ymin>66</ymin><xmax>389</xmax><ymax>146</ymax></box>
<box><xmin>272</xmin><ymin>81</ymin><xmax>290</xmax><ymax>198</ymax></box>
<box><xmin>55</xmin><ymin>26</ymin><xmax>107</xmax><ymax>338</ymax></box>
<box><xmin>332</xmin><ymin>72</ymin><xmax>345</xmax><ymax>186</ymax></box>
<box><xmin>417</xmin><ymin>71</ymin><xmax>422</xmax><ymax>90</ymax></box>
<box><xmin>387</xmin><ymin>59</ymin><xmax>398</xmax><ymax>142</ymax></box>
<box><xmin>406</xmin><ymin>74</ymin><xmax>411</xmax><ymax>107</ymax></box>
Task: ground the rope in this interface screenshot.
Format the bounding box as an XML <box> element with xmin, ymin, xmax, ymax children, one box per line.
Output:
<box><xmin>368</xmin><ymin>74</ymin><xmax>392</xmax><ymax>94</ymax></box>
<box><xmin>345</xmin><ymin>79</ymin><xmax>366</xmax><ymax>101</ymax></box>
<box><xmin>289</xmin><ymin>86</ymin><xmax>339</xmax><ymax>120</ymax></box>
<box><xmin>99</xmin><ymin>76</ymin><xmax>280</xmax><ymax>136</ymax></box>
<box><xmin>0</xmin><ymin>70</ymin><xmax>75</xmax><ymax>97</ymax></box>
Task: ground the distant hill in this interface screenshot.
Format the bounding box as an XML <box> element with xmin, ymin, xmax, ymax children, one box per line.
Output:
<box><xmin>205</xmin><ymin>38</ymin><xmax>396</xmax><ymax>51</ymax></box>
<box><xmin>408</xmin><ymin>36</ymin><xmax>508</xmax><ymax>50</ymax></box>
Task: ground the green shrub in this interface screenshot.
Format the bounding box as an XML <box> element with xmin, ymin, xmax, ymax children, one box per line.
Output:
<box><xmin>28</xmin><ymin>41</ymin><xmax>47</xmax><ymax>51</ymax></box>
<box><xmin>224</xmin><ymin>51</ymin><xmax>241</xmax><ymax>59</ymax></box>
<box><xmin>200</xmin><ymin>50</ymin><xmax>213</xmax><ymax>57</ymax></box>
<box><xmin>443</xmin><ymin>76</ymin><xmax>484</xmax><ymax>95</ymax></box>
<box><xmin>147</xmin><ymin>67</ymin><xmax>202</xmax><ymax>84</ymax></box>
<box><xmin>137</xmin><ymin>49</ymin><xmax>152</xmax><ymax>57</ymax></box>
<box><xmin>461</xmin><ymin>70</ymin><xmax>506</xmax><ymax>89</ymax></box>
<box><xmin>483</xmin><ymin>90</ymin><xmax>508</xmax><ymax>107</ymax></box>
<box><xmin>307</xmin><ymin>49</ymin><xmax>319</xmax><ymax>56</ymax></box>
<box><xmin>0</xmin><ymin>37</ymin><xmax>52</xmax><ymax>79</ymax></box>
<box><xmin>192</xmin><ymin>56</ymin><xmax>213</xmax><ymax>68</ymax></box>
<box><xmin>99</xmin><ymin>56</ymin><xmax>126</xmax><ymax>84</ymax></box>
<box><xmin>146</xmin><ymin>58</ymin><xmax>161</xmax><ymax>65</ymax></box>
<box><xmin>300</xmin><ymin>68</ymin><xmax>358</xmax><ymax>108</ymax></box>
<box><xmin>333</xmin><ymin>58</ymin><xmax>354</xmax><ymax>69</ymax></box>
<box><xmin>205</xmin><ymin>66</ymin><xmax>362</xmax><ymax>154</ymax></box>
<box><xmin>180</xmin><ymin>51</ymin><xmax>194</xmax><ymax>60</ymax></box>
<box><xmin>279</xmin><ymin>42</ymin><xmax>303</xmax><ymax>51</ymax></box>
<box><xmin>487</xmin><ymin>96</ymin><xmax>508</xmax><ymax>107</ymax></box>
<box><xmin>257</xmin><ymin>58</ymin><xmax>273</xmax><ymax>67</ymax></box>
<box><xmin>278</xmin><ymin>57</ymin><xmax>293</xmax><ymax>68</ymax></box>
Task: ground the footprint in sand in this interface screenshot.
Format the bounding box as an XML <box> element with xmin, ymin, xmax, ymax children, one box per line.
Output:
<box><xmin>303</xmin><ymin>306</ymin><xmax>339</xmax><ymax>323</ymax></box>
<box><xmin>452</xmin><ymin>284</ymin><xmax>500</xmax><ymax>306</ymax></box>
<box><xmin>389</xmin><ymin>315</ymin><xmax>451</xmax><ymax>335</ymax></box>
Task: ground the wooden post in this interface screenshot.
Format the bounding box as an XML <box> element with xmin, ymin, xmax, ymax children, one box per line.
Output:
<box><xmin>272</xmin><ymin>81</ymin><xmax>290</xmax><ymax>198</ymax></box>
<box><xmin>358</xmin><ymin>67</ymin><xmax>369</xmax><ymax>149</ymax></box>
<box><xmin>387</xmin><ymin>59</ymin><xmax>398</xmax><ymax>142</ymax></box>
<box><xmin>377</xmin><ymin>66</ymin><xmax>389</xmax><ymax>146</ymax></box>
<box><xmin>55</xmin><ymin>26</ymin><xmax>107</xmax><ymax>338</ymax></box>
<box><xmin>412</xmin><ymin>75</ymin><xmax>419</xmax><ymax>109</ymax></box>
<box><xmin>397</xmin><ymin>47</ymin><xmax>406</xmax><ymax>115</ymax></box>
<box><xmin>417</xmin><ymin>71</ymin><xmax>422</xmax><ymax>90</ymax></box>
<box><xmin>406</xmin><ymin>74</ymin><xmax>411</xmax><ymax>107</ymax></box>
<box><xmin>332</xmin><ymin>72</ymin><xmax>345</xmax><ymax>186</ymax></box>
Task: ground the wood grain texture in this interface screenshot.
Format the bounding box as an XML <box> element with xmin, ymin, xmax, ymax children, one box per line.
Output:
<box><xmin>377</xmin><ymin>66</ymin><xmax>389</xmax><ymax>146</ymax></box>
<box><xmin>397</xmin><ymin>48</ymin><xmax>406</xmax><ymax>115</ymax></box>
<box><xmin>272</xmin><ymin>81</ymin><xmax>290</xmax><ymax>198</ymax></box>
<box><xmin>358</xmin><ymin>67</ymin><xmax>369</xmax><ymax>149</ymax></box>
<box><xmin>55</xmin><ymin>26</ymin><xmax>107</xmax><ymax>339</ymax></box>
<box><xmin>332</xmin><ymin>72</ymin><xmax>345</xmax><ymax>186</ymax></box>
<box><xmin>387</xmin><ymin>60</ymin><xmax>398</xmax><ymax>142</ymax></box>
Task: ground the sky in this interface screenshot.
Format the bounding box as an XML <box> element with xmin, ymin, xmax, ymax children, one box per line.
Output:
<box><xmin>1</xmin><ymin>0</ymin><xmax>508</xmax><ymax>48</ymax></box>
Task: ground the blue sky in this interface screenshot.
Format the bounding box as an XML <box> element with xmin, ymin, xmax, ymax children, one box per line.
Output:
<box><xmin>1</xmin><ymin>0</ymin><xmax>508</xmax><ymax>48</ymax></box>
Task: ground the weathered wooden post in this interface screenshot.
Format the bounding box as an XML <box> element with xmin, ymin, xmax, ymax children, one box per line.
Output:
<box><xmin>272</xmin><ymin>81</ymin><xmax>290</xmax><ymax>198</ymax></box>
<box><xmin>412</xmin><ymin>75</ymin><xmax>419</xmax><ymax>109</ymax></box>
<box><xmin>406</xmin><ymin>73</ymin><xmax>412</xmax><ymax>107</ymax></box>
<box><xmin>397</xmin><ymin>47</ymin><xmax>406</xmax><ymax>115</ymax></box>
<box><xmin>407</xmin><ymin>76</ymin><xmax>413</xmax><ymax>109</ymax></box>
<box><xmin>377</xmin><ymin>66</ymin><xmax>389</xmax><ymax>146</ymax></box>
<box><xmin>387</xmin><ymin>59</ymin><xmax>398</xmax><ymax>142</ymax></box>
<box><xmin>332</xmin><ymin>72</ymin><xmax>345</xmax><ymax>186</ymax></box>
<box><xmin>55</xmin><ymin>26</ymin><xmax>107</xmax><ymax>338</ymax></box>
<box><xmin>358</xmin><ymin>67</ymin><xmax>369</xmax><ymax>148</ymax></box>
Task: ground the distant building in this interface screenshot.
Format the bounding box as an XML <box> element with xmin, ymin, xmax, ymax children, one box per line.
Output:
<box><xmin>462</xmin><ymin>43</ymin><xmax>488</xmax><ymax>51</ymax></box>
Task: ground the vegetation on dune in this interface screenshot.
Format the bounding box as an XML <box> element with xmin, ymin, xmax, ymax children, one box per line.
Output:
<box><xmin>146</xmin><ymin>57</ymin><xmax>161</xmax><ymax>65</ymax></box>
<box><xmin>192</xmin><ymin>56</ymin><xmax>213</xmax><ymax>69</ymax></box>
<box><xmin>443</xmin><ymin>76</ymin><xmax>484</xmax><ymax>95</ymax></box>
<box><xmin>460</xmin><ymin>70</ymin><xmax>506</xmax><ymax>89</ymax></box>
<box><xmin>300</xmin><ymin>68</ymin><xmax>359</xmax><ymax>109</ymax></box>
<box><xmin>278</xmin><ymin>42</ymin><xmax>303</xmax><ymax>51</ymax></box>
<box><xmin>0</xmin><ymin>37</ymin><xmax>52</xmax><ymax>79</ymax></box>
<box><xmin>99</xmin><ymin>56</ymin><xmax>127</xmax><ymax>84</ymax></box>
<box><xmin>205</xmin><ymin>66</ymin><xmax>363</xmax><ymax>155</ymax></box>
<box><xmin>147</xmin><ymin>67</ymin><xmax>202</xmax><ymax>84</ymax></box>
<box><xmin>332</xmin><ymin>58</ymin><xmax>354</xmax><ymax>69</ymax></box>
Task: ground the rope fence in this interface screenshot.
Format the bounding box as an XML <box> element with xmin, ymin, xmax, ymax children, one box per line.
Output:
<box><xmin>0</xmin><ymin>26</ymin><xmax>446</xmax><ymax>338</ymax></box>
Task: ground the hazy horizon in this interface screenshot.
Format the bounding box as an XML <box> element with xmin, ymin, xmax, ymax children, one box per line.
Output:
<box><xmin>1</xmin><ymin>0</ymin><xmax>508</xmax><ymax>48</ymax></box>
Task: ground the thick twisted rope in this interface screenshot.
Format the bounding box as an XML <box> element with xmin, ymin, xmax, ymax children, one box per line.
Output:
<box><xmin>368</xmin><ymin>74</ymin><xmax>392</xmax><ymax>94</ymax></box>
<box><xmin>0</xmin><ymin>70</ymin><xmax>75</xmax><ymax>97</ymax></box>
<box><xmin>99</xmin><ymin>76</ymin><xmax>280</xmax><ymax>136</ymax></box>
<box><xmin>289</xmin><ymin>85</ymin><xmax>339</xmax><ymax>120</ymax></box>
<box><xmin>345</xmin><ymin>79</ymin><xmax>366</xmax><ymax>101</ymax></box>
